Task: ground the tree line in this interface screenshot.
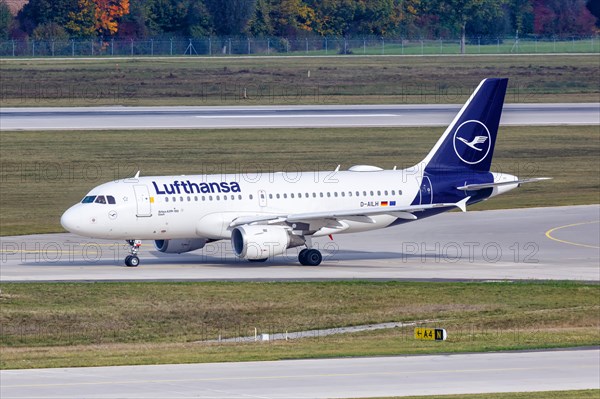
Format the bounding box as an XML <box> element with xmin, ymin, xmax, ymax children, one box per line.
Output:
<box><xmin>1</xmin><ymin>0</ymin><xmax>598</xmax><ymax>42</ymax></box>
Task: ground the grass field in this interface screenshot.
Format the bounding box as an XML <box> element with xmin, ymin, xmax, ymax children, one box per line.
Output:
<box><xmin>0</xmin><ymin>55</ymin><xmax>598</xmax><ymax>106</ymax></box>
<box><xmin>0</xmin><ymin>125</ymin><xmax>598</xmax><ymax>236</ymax></box>
<box><xmin>0</xmin><ymin>281</ymin><xmax>598</xmax><ymax>369</ymax></box>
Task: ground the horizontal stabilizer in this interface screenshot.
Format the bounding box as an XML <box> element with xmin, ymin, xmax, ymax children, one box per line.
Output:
<box><xmin>457</xmin><ymin>177</ymin><xmax>552</xmax><ymax>191</ymax></box>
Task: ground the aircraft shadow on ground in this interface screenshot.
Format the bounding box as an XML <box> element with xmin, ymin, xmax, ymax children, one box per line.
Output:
<box><xmin>17</xmin><ymin>250</ymin><xmax>424</xmax><ymax>268</ymax></box>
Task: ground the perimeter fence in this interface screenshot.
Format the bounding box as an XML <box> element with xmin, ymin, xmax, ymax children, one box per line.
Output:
<box><xmin>1</xmin><ymin>35</ymin><xmax>598</xmax><ymax>57</ymax></box>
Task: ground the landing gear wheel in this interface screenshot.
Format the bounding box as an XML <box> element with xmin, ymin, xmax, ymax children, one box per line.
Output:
<box><xmin>249</xmin><ymin>258</ymin><xmax>268</xmax><ymax>263</ymax></box>
<box><xmin>125</xmin><ymin>255</ymin><xmax>140</xmax><ymax>267</ymax></box>
<box><xmin>124</xmin><ymin>239</ymin><xmax>142</xmax><ymax>267</ymax></box>
<box><xmin>300</xmin><ymin>249</ymin><xmax>322</xmax><ymax>266</ymax></box>
<box><xmin>298</xmin><ymin>248</ymin><xmax>309</xmax><ymax>265</ymax></box>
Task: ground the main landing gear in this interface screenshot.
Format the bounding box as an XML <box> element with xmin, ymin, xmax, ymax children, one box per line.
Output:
<box><xmin>125</xmin><ymin>239</ymin><xmax>142</xmax><ymax>267</ymax></box>
<box><xmin>298</xmin><ymin>248</ymin><xmax>322</xmax><ymax>266</ymax></box>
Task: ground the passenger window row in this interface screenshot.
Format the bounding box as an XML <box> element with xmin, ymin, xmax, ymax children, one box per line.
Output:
<box><xmin>162</xmin><ymin>189</ymin><xmax>402</xmax><ymax>203</ymax></box>
<box><xmin>268</xmin><ymin>189</ymin><xmax>402</xmax><ymax>200</ymax></box>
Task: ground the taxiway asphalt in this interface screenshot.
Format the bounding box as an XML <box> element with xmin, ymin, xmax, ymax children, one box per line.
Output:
<box><xmin>1</xmin><ymin>205</ymin><xmax>598</xmax><ymax>282</ymax></box>
<box><xmin>2</xmin><ymin>349</ymin><xmax>598</xmax><ymax>398</ymax></box>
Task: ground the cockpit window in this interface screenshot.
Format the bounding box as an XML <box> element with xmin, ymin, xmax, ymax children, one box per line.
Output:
<box><xmin>82</xmin><ymin>195</ymin><xmax>116</xmax><ymax>204</ymax></box>
<box><xmin>82</xmin><ymin>196</ymin><xmax>96</xmax><ymax>203</ymax></box>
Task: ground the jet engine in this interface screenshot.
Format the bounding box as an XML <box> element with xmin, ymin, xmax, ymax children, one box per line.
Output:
<box><xmin>231</xmin><ymin>225</ymin><xmax>304</xmax><ymax>260</ymax></box>
<box><xmin>154</xmin><ymin>238</ymin><xmax>207</xmax><ymax>254</ymax></box>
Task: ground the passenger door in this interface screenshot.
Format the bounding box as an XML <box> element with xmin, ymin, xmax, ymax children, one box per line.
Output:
<box><xmin>133</xmin><ymin>185</ymin><xmax>152</xmax><ymax>217</ymax></box>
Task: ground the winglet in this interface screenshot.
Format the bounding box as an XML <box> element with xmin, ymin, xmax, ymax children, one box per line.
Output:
<box><xmin>456</xmin><ymin>197</ymin><xmax>470</xmax><ymax>212</ymax></box>
<box><xmin>134</xmin><ymin>171</ymin><xmax>140</xmax><ymax>179</ymax></box>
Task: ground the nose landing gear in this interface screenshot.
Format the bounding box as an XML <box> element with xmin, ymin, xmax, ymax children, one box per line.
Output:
<box><xmin>125</xmin><ymin>240</ymin><xmax>142</xmax><ymax>267</ymax></box>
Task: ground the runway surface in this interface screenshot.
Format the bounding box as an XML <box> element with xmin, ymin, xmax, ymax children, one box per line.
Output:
<box><xmin>1</xmin><ymin>205</ymin><xmax>598</xmax><ymax>282</ymax></box>
<box><xmin>2</xmin><ymin>349</ymin><xmax>598</xmax><ymax>398</ymax></box>
<box><xmin>1</xmin><ymin>103</ymin><xmax>598</xmax><ymax>130</ymax></box>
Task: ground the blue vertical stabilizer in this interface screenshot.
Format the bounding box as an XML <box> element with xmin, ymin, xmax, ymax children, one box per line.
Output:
<box><xmin>422</xmin><ymin>78</ymin><xmax>508</xmax><ymax>174</ymax></box>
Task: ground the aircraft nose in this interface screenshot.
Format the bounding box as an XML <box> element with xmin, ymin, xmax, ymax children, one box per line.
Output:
<box><xmin>60</xmin><ymin>206</ymin><xmax>81</xmax><ymax>233</ymax></box>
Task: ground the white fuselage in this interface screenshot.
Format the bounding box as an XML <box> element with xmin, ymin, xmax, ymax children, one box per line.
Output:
<box><xmin>61</xmin><ymin>166</ymin><xmax>431</xmax><ymax>241</ymax></box>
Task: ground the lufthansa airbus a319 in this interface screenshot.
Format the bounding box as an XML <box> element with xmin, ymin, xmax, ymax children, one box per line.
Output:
<box><xmin>61</xmin><ymin>78</ymin><xmax>550</xmax><ymax>267</ymax></box>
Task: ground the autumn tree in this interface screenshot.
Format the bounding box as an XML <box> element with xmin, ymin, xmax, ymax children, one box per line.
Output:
<box><xmin>94</xmin><ymin>0</ymin><xmax>130</xmax><ymax>37</ymax></box>
<box><xmin>534</xmin><ymin>0</ymin><xmax>596</xmax><ymax>35</ymax></box>
<box><xmin>271</xmin><ymin>0</ymin><xmax>315</xmax><ymax>37</ymax></box>
<box><xmin>306</xmin><ymin>0</ymin><xmax>418</xmax><ymax>37</ymax></box>
<box><xmin>65</xmin><ymin>0</ymin><xmax>95</xmax><ymax>37</ymax></box>
<box><xmin>9</xmin><ymin>0</ymin><xmax>599</xmax><ymax>42</ymax></box>
<box><xmin>117</xmin><ymin>0</ymin><xmax>150</xmax><ymax>38</ymax></box>
<box><xmin>308</xmin><ymin>0</ymin><xmax>355</xmax><ymax>36</ymax></box>
<box><xmin>391</xmin><ymin>0</ymin><xmax>423</xmax><ymax>37</ymax></box>
<box><xmin>18</xmin><ymin>0</ymin><xmax>129</xmax><ymax>38</ymax></box>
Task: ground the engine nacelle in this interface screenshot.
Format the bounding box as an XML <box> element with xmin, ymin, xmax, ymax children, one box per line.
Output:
<box><xmin>231</xmin><ymin>225</ymin><xmax>304</xmax><ymax>260</ymax></box>
<box><xmin>154</xmin><ymin>238</ymin><xmax>207</xmax><ymax>254</ymax></box>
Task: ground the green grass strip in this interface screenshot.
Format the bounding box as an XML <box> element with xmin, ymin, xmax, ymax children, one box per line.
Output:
<box><xmin>1</xmin><ymin>281</ymin><xmax>598</xmax><ymax>369</ymax></box>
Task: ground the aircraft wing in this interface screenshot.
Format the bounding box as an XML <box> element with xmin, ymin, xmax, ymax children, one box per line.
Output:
<box><xmin>457</xmin><ymin>177</ymin><xmax>551</xmax><ymax>191</ymax></box>
<box><xmin>286</xmin><ymin>201</ymin><xmax>466</xmax><ymax>223</ymax></box>
<box><xmin>229</xmin><ymin>198</ymin><xmax>470</xmax><ymax>229</ymax></box>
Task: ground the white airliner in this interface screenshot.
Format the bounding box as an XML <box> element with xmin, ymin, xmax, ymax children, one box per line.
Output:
<box><xmin>61</xmin><ymin>78</ymin><xmax>549</xmax><ymax>267</ymax></box>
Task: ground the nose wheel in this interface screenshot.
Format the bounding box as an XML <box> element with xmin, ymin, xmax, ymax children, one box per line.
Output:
<box><xmin>125</xmin><ymin>240</ymin><xmax>142</xmax><ymax>267</ymax></box>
